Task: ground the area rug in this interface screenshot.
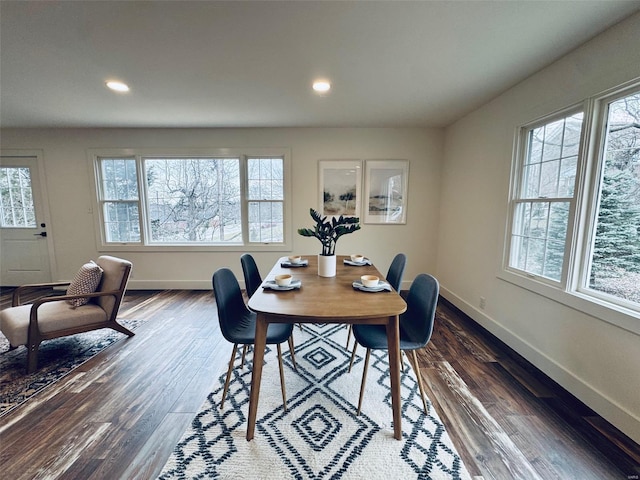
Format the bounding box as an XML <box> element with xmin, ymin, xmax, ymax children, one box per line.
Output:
<box><xmin>158</xmin><ymin>323</ymin><xmax>471</xmax><ymax>480</ymax></box>
<box><xmin>0</xmin><ymin>317</ymin><xmax>145</xmax><ymax>417</ymax></box>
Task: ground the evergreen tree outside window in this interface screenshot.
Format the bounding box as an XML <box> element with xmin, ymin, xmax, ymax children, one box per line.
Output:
<box><xmin>509</xmin><ymin>112</ymin><xmax>583</xmax><ymax>282</ymax></box>
<box><xmin>586</xmin><ymin>92</ymin><xmax>640</xmax><ymax>305</ymax></box>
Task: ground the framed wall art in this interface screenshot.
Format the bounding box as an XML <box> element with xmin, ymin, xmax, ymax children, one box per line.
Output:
<box><xmin>363</xmin><ymin>159</ymin><xmax>409</xmax><ymax>224</ymax></box>
<box><xmin>318</xmin><ymin>160</ymin><xmax>362</xmax><ymax>218</ymax></box>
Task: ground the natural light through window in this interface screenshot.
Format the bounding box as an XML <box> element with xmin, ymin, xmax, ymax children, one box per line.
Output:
<box><xmin>506</xmin><ymin>83</ymin><xmax>640</xmax><ymax>316</ymax></box>
<box><xmin>93</xmin><ymin>149</ymin><xmax>289</xmax><ymax>249</ymax></box>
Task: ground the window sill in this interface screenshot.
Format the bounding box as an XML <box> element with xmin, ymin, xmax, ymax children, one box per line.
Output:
<box><xmin>497</xmin><ymin>270</ymin><xmax>640</xmax><ymax>336</ymax></box>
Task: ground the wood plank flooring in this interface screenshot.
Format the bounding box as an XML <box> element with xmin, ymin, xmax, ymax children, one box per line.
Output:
<box><xmin>0</xmin><ymin>290</ymin><xmax>638</xmax><ymax>479</ymax></box>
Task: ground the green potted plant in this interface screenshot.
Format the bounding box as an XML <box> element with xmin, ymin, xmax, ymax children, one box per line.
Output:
<box><xmin>298</xmin><ymin>208</ymin><xmax>361</xmax><ymax>277</ymax></box>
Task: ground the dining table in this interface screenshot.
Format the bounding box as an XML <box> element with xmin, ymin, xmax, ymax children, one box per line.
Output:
<box><xmin>246</xmin><ymin>255</ymin><xmax>407</xmax><ymax>441</ymax></box>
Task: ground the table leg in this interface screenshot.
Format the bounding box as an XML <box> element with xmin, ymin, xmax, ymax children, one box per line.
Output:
<box><xmin>247</xmin><ymin>313</ymin><xmax>268</xmax><ymax>441</ymax></box>
<box><xmin>386</xmin><ymin>314</ymin><xmax>402</xmax><ymax>440</ymax></box>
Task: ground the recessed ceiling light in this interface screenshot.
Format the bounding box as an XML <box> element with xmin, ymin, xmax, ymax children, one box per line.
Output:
<box><xmin>312</xmin><ymin>80</ymin><xmax>331</xmax><ymax>93</ymax></box>
<box><xmin>106</xmin><ymin>81</ymin><xmax>130</xmax><ymax>92</ymax></box>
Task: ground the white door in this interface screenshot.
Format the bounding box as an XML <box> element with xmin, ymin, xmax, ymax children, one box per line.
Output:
<box><xmin>0</xmin><ymin>154</ymin><xmax>52</xmax><ymax>286</ymax></box>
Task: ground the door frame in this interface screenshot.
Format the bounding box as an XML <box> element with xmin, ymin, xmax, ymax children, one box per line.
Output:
<box><xmin>0</xmin><ymin>149</ymin><xmax>56</xmax><ymax>284</ymax></box>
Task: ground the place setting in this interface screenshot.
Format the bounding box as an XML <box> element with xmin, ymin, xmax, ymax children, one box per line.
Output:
<box><xmin>262</xmin><ymin>273</ymin><xmax>302</xmax><ymax>291</ymax></box>
<box><xmin>280</xmin><ymin>255</ymin><xmax>309</xmax><ymax>268</ymax></box>
<box><xmin>352</xmin><ymin>274</ymin><xmax>392</xmax><ymax>293</ymax></box>
<box><xmin>344</xmin><ymin>253</ymin><xmax>372</xmax><ymax>266</ymax></box>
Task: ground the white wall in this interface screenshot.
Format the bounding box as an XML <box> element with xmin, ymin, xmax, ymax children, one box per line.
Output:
<box><xmin>0</xmin><ymin>127</ymin><xmax>443</xmax><ymax>290</ymax></box>
<box><xmin>438</xmin><ymin>13</ymin><xmax>640</xmax><ymax>443</ymax></box>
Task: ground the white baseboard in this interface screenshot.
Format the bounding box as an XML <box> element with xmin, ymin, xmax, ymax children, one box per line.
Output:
<box><xmin>439</xmin><ymin>285</ymin><xmax>640</xmax><ymax>445</ymax></box>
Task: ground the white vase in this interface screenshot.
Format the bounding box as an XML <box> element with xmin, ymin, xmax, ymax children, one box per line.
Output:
<box><xmin>318</xmin><ymin>254</ymin><xmax>337</xmax><ymax>277</ymax></box>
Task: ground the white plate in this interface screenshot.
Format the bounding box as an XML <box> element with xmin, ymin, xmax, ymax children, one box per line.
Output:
<box><xmin>344</xmin><ymin>259</ymin><xmax>371</xmax><ymax>266</ymax></box>
<box><xmin>263</xmin><ymin>280</ymin><xmax>302</xmax><ymax>291</ymax></box>
<box><xmin>352</xmin><ymin>280</ymin><xmax>390</xmax><ymax>292</ymax></box>
<box><xmin>280</xmin><ymin>260</ymin><xmax>309</xmax><ymax>267</ymax></box>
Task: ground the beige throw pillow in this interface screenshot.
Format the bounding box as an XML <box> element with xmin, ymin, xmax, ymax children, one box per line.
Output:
<box><xmin>66</xmin><ymin>261</ymin><xmax>104</xmax><ymax>307</ymax></box>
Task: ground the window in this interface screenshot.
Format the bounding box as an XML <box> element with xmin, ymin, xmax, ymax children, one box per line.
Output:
<box><xmin>0</xmin><ymin>167</ymin><xmax>36</xmax><ymax>227</ymax></box>
<box><xmin>91</xmin><ymin>149</ymin><xmax>290</xmax><ymax>250</ymax></box>
<box><xmin>509</xmin><ymin>112</ymin><xmax>583</xmax><ymax>282</ymax></box>
<box><xmin>247</xmin><ymin>157</ymin><xmax>284</xmax><ymax>243</ymax></box>
<box><xmin>583</xmin><ymin>91</ymin><xmax>640</xmax><ymax>306</ymax></box>
<box><xmin>506</xmin><ymin>83</ymin><xmax>640</xmax><ymax>317</ymax></box>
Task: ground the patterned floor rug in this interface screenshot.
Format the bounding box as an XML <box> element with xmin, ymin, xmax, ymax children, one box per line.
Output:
<box><xmin>158</xmin><ymin>323</ymin><xmax>471</xmax><ymax>480</ymax></box>
<box><xmin>0</xmin><ymin>317</ymin><xmax>145</xmax><ymax>417</ymax></box>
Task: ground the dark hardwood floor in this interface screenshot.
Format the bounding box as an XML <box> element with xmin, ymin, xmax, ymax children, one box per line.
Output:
<box><xmin>0</xmin><ymin>289</ymin><xmax>638</xmax><ymax>479</ymax></box>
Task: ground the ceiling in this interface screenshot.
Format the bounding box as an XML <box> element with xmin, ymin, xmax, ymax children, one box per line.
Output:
<box><xmin>1</xmin><ymin>1</ymin><xmax>639</xmax><ymax>129</ymax></box>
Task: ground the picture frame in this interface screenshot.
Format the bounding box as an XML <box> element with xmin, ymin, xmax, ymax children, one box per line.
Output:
<box><xmin>363</xmin><ymin>159</ymin><xmax>409</xmax><ymax>224</ymax></box>
<box><xmin>318</xmin><ymin>160</ymin><xmax>362</xmax><ymax>218</ymax></box>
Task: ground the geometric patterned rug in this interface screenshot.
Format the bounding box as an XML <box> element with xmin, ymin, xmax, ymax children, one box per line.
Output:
<box><xmin>0</xmin><ymin>317</ymin><xmax>145</xmax><ymax>417</ymax></box>
<box><xmin>158</xmin><ymin>323</ymin><xmax>471</xmax><ymax>479</ymax></box>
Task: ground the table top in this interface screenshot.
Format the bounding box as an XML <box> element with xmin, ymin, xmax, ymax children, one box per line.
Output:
<box><xmin>247</xmin><ymin>255</ymin><xmax>407</xmax><ymax>322</ymax></box>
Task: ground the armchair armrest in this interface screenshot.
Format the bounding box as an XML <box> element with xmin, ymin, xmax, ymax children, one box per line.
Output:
<box><xmin>28</xmin><ymin>289</ymin><xmax>122</xmax><ymax>336</ymax></box>
<box><xmin>12</xmin><ymin>282</ymin><xmax>71</xmax><ymax>307</ymax></box>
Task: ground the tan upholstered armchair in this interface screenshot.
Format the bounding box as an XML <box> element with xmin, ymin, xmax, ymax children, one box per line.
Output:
<box><xmin>0</xmin><ymin>255</ymin><xmax>134</xmax><ymax>373</ymax></box>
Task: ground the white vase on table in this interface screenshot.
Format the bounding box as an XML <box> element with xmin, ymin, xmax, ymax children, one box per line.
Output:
<box><xmin>318</xmin><ymin>254</ymin><xmax>336</xmax><ymax>277</ymax></box>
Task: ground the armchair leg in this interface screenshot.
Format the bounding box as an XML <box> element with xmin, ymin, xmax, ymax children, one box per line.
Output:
<box><xmin>356</xmin><ymin>348</ymin><xmax>371</xmax><ymax>416</ymax></box>
<box><xmin>110</xmin><ymin>322</ymin><xmax>135</xmax><ymax>337</ymax></box>
<box><xmin>220</xmin><ymin>344</ymin><xmax>238</xmax><ymax>409</ymax></box>
<box><xmin>276</xmin><ymin>343</ymin><xmax>287</xmax><ymax>411</ymax></box>
<box><xmin>26</xmin><ymin>342</ymin><xmax>41</xmax><ymax>374</ymax></box>
<box><xmin>411</xmin><ymin>350</ymin><xmax>429</xmax><ymax>415</ymax></box>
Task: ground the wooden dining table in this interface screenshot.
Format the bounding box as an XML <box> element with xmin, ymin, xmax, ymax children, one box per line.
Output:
<box><xmin>246</xmin><ymin>255</ymin><xmax>407</xmax><ymax>441</ymax></box>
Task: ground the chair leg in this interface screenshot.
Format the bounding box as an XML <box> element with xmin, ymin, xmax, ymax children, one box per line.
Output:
<box><xmin>276</xmin><ymin>343</ymin><xmax>288</xmax><ymax>411</ymax></box>
<box><xmin>240</xmin><ymin>344</ymin><xmax>248</xmax><ymax>369</ymax></box>
<box><xmin>288</xmin><ymin>335</ymin><xmax>298</xmax><ymax>372</ymax></box>
<box><xmin>348</xmin><ymin>341</ymin><xmax>358</xmax><ymax>372</ymax></box>
<box><xmin>345</xmin><ymin>324</ymin><xmax>353</xmax><ymax>349</ymax></box>
<box><xmin>411</xmin><ymin>350</ymin><xmax>429</xmax><ymax>415</ymax></box>
<box><xmin>26</xmin><ymin>342</ymin><xmax>41</xmax><ymax>374</ymax></box>
<box><xmin>356</xmin><ymin>348</ymin><xmax>371</xmax><ymax>416</ymax></box>
<box><xmin>220</xmin><ymin>344</ymin><xmax>238</xmax><ymax>409</ymax></box>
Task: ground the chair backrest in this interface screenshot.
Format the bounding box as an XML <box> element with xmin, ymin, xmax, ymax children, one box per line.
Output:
<box><xmin>400</xmin><ymin>273</ymin><xmax>439</xmax><ymax>346</ymax></box>
<box><xmin>212</xmin><ymin>268</ymin><xmax>251</xmax><ymax>342</ymax></box>
<box><xmin>386</xmin><ymin>253</ymin><xmax>407</xmax><ymax>292</ymax></box>
<box><xmin>95</xmin><ymin>255</ymin><xmax>132</xmax><ymax>321</ymax></box>
<box><xmin>240</xmin><ymin>253</ymin><xmax>262</xmax><ymax>298</ymax></box>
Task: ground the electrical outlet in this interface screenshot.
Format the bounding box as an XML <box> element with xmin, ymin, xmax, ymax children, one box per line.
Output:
<box><xmin>479</xmin><ymin>296</ymin><xmax>486</xmax><ymax>309</ymax></box>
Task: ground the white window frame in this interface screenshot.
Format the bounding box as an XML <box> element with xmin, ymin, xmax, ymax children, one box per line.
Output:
<box><xmin>89</xmin><ymin>148</ymin><xmax>292</xmax><ymax>252</ymax></box>
<box><xmin>501</xmin><ymin>79</ymin><xmax>640</xmax><ymax>334</ymax></box>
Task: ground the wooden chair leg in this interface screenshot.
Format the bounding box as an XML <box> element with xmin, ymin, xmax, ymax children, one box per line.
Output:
<box><xmin>345</xmin><ymin>325</ymin><xmax>353</xmax><ymax>349</ymax></box>
<box><xmin>356</xmin><ymin>348</ymin><xmax>371</xmax><ymax>416</ymax></box>
<box><xmin>26</xmin><ymin>341</ymin><xmax>41</xmax><ymax>374</ymax></box>
<box><xmin>288</xmin><ymin>335</ymin><xmax>298</xmax><ymax>372</ymax></box>
<box><xmin>276</xmin><ymin>343</ymin><xmax>287</xmax><ymax>411</ymax></box>
<box><xmin>348</xmin><ymin>341</ymin><xmax>358</xmax><ymax>372</ymax></box>
<box><xmin>411</xmin><ymin>350</ymin><xmax>429</xmax><ymax>414</ymax></box>
<box><xmin>220</xmin><ymin>344</ymin><xmax>238</xmax><ymax>409</ymax></box>
<box><xmin>240</xmin><ymin>344</ymin><xmax>248</xmax><ymax>369</ymax></box>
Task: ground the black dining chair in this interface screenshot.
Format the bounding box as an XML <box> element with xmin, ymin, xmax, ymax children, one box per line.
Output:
<box><xmin>213</xmin><ymin>268</ymin><xmax>297</xmax><ymax>410</ymax></box>
<box><xmin>346</xmin><ymin>253</ymin><xmax>407</xmax><ymax>349</ymax></box>
<box><xmin>240</xmin><ymin>253</ymin><xmax>262</xmax><ymax>298</ymax></box>
<box><xmin>348</xmin><ymin>273</ymin><xmax>439</xmax><ymax>415</ymax></box>
<box><xmin>386</xmin><ymin>253</ymin><xmax>407</xmax><ymax>293</ymax></box>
